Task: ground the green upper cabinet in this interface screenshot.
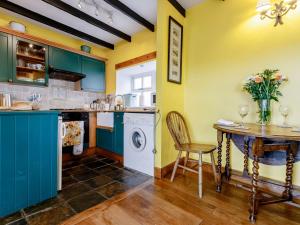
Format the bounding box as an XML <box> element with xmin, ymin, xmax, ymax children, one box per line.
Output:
<box><xmin>49</xmin><ymin>47</ymin><xmax>81</xmax><ymax>73</ymax></box>
<box><xmin>0</xmin><ymin>32</ymin><xmax>12</xmax><ymax>82</ymax></box>
<box><xmin>81</xmin><ymin>56</ymin><xmax>105</xmax><ymax>92</ymax></box>
<box><xmin>12</xmin><ymin>36</ymin><xmax>49</xmax><ymax>86</ymax></box>
<box><xmin>0</xmin><ymin>30</ymin><xmax>106</xmax><ymax>90</ymax></box>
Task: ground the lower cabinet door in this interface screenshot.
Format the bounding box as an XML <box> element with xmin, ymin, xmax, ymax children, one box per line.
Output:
<box><xmin>0</xmin><ymin>112</ymin><xmax>58</xmax><ymax>217</ymax></box>
<box><xmin>114</xmin><ymin>112</ymin><xmax>124</xmax><ymax>156</ymax></box>
<box><xmin>96</xmin><ymin>128</ymin><xmax>114</xmax><ymax>151</ymax></box>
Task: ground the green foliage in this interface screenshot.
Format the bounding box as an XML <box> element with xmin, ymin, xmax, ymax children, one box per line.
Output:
<box><xmin>243</xmin><ymin>69</ymin><xmax>287</xmax><ymax>102</ymax></box>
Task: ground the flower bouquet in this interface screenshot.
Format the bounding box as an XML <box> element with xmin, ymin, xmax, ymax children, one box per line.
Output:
<box><xmin>243</xmin><ymin>69</ymin><xmax>287</xmax><ymax>125</ymax></box>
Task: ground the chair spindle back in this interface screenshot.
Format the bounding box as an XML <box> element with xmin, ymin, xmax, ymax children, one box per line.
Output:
<box><xmin>166</xmin><ymin>111</ymin><xmax>191</xmax><ymax>149</ymax></box>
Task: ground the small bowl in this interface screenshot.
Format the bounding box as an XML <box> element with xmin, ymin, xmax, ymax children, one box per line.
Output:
<box><xmin>9</xmin><ymin>21</ymin><xmax>26</xmax><ymax>32</ymax></box>
<box><xmin>81</xmin><ymin>45</ymin><xmax>91</xmax><ymax>53</ymax></box>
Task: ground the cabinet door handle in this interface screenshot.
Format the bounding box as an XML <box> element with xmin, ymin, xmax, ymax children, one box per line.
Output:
<box><xmin>62</xmin><ymin>123</ymin><xmax>66</xmax><ymax>138</ymax></box>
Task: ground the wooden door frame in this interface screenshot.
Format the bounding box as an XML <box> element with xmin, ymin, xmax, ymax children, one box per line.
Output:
<box><xmin>115</xmin><ymin>51</ymin><xmax>156</xmax><ymax>70</ymax></box>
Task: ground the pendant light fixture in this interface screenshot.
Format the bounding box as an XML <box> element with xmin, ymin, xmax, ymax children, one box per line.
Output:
<box><xmin>77</xmin><ymin>0</ymin><xmax>113</xmax><ymax>24</ymax></box>
<box><xmin>256</xmin><ymin>0</ymin><xmax>298</xmax><ymax>26</ymax></box>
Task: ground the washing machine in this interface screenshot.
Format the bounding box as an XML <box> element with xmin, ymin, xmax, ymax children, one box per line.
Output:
<box><xmin>124</xmin><ymin>113</ymin><xmax>155</xmax><ymax>176</ymax></box>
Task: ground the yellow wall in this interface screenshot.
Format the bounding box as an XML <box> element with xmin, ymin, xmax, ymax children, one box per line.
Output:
<box><xmin>155</xmin><ymin>0</ymin><xmax>186</xmax><ymax>167</ymax></box>
<box><xmin>105</xmin><ymin>29</ymin><xmax>156</xmax><ymax>94</ymax></box>
<box><xmin>104</xmin><ymin>8</ymin><xmax>172</xmax><ymax>168</ymax></box>
<box><xmin>184</xmin><ymin>0</ymin><xmax>300</xmax><ymax>185</ymax></box>
<box><xmin>0</xmin><ymin>11</ymin><xmax>109</xmax><ymax>58</ymax></box>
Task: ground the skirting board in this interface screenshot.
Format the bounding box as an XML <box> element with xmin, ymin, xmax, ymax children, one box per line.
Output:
<box><xmin>95</xmin><ymin>148</ymin><xmax>123</xmax><ymax>163</ymax></box>
<box><xmin>62</xmin><ymin>147</ymin><xmax>96</xmax><ymax>163</ymax></box>
<box><xmin>154</xmin><ymin>157</ymin><xmax>185</xmax><ymax>179</ymax></box>
<box><xmin>155</xmin><ymin>157</ymin><xmax>300</xmax><ymax>204</ymax></box>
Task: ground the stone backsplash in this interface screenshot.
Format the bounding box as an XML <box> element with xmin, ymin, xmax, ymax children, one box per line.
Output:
<box><xmin>0</xmin><ymin>79</ymin><xmax>105</xmax><ymax>109</ymax></box>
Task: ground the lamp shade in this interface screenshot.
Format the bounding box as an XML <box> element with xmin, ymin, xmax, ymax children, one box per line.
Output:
<box><xmin>256</xmin><ymin>0</ymin><xmax>271</xmax><ymax>12</ymax></box>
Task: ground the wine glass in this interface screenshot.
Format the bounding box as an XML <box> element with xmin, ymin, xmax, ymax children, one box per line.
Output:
<box><xmin>279</xmin><ymin>105</ymin><xmax>289</xmax><ymax>127</ymax></box>
<box><xmin>239</xmin><ymin>105</ymin><xmax>249</xmax><ymax>128</ymax></box>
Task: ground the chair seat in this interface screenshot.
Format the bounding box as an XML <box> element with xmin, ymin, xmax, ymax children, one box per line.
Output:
<box><xmin>179</xmin><ymin>143</ymin><xmax>216</xmax><ymax>153</ymax></box>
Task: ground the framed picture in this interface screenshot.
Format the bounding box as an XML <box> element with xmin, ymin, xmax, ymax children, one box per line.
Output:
<box><xmin>167</xmin><ymin>16</ymin><xmax>183</xmax><ymax>84</ymax></box>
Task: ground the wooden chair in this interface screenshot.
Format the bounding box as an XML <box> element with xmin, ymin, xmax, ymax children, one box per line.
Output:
<box><xmin>166</xmin><ymin>111</ymin><xmax>217</xmax><ymax>198</ymax></box>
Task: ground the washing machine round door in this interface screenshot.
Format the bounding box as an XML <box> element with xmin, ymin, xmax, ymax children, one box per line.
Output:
<box><xmin>130</xmin><ymin>128</ymin><xmax>146</xmax><ymax>152</ymax></box>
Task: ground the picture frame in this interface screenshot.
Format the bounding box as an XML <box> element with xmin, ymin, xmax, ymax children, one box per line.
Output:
<box><xmin>167</xmin><ymin>16</ymin><xmax>183</xmax><ymax>84</ymax></box>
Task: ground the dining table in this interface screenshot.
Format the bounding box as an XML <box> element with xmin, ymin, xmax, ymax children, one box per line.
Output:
<box><xmin>213</xmin><ymin>123</ymin><xmax>300</xmax><ymax>222</ymax></box>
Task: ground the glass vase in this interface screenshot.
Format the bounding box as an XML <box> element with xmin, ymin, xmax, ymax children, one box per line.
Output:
<box><xmin>258</xmin><ymin>99</ymin><xmax>271</xmax><ymax>125</ymax></box>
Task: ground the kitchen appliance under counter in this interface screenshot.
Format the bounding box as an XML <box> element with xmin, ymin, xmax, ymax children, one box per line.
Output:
<box><xmin>61</xmin><ymin>111</ymin><xmax>90</xmax><ymax>152</ymax></box>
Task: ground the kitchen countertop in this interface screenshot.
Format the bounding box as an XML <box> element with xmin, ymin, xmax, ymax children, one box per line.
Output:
<box><xmin>0</xmin><ymin>109</ymin><xmax>156</xmax><ymax>114</ymax></box>
<box><xmin>0</xmin><ymin>110</ymin><xmax>59</xmax><ymax>114</ymax></box>
<box><xmin>55</xmin><ymin>108</ymin><xmax>157</xmax><ymax>113</ymax></box>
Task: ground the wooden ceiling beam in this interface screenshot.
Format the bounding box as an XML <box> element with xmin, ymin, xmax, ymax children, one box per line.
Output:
<box><xmin>103</xmin><ymin>0</ymin><xmax>155</xmax><ymax>32</ymax></box>
<box><xmin>0</xmin><ymin>0</ymin><xmax>114</xmax><ymax>49</ymax></box>
<box><xmin>168</xmin><ymin>0</ymin><xmax>186</xmax><ymax>17</ymax></box>
<box><xmin>41</xmin><ymin>0</ymin><xmax>131</xmax><ymax>42</ymax></box>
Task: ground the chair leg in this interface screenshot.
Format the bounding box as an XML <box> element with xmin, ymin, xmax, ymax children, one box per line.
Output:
<box><xmin>183</xmin><ymin>152</ymin><xmax>189</xmax><ymax>174</ymax></box>
<box><xmin>210</xmin><ymin>152</ymin><xmax>217</xmax><ymax>183</ymax></box>
<box><xmin>171</xmin><ymin>151</ymin><xmax>182</xmax><ymax>182</ymax></box>
<box><xmin>198</xmin><ymin>153</ymin><xmax>203</xmax><ymax>198</ymax></box>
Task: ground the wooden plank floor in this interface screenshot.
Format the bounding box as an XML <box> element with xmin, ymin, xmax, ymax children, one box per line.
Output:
<box><xmin>62</xmin><ymin>171</ymin><xmax>300</xmax><ymax>225</ymax></box>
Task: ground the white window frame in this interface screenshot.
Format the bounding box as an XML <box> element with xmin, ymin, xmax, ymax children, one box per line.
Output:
<box><xmin>131</xmin><ymin>74</ymin><xmax>153</xmax><ymax>93</ymax></box>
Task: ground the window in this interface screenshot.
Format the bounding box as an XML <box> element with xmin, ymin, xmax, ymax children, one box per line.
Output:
<box><xmin>132</xmin><ymin>75</ymin><xmax>152</xmax><ymax>91</ymax></box>
<box><xmin>132</xmin><ymin>75</ymin><xmax>154</xmax><ymax>107</ymax></box>
<box><xmin>143</xmin><ymin>76</ymin><xmax>152</xmax><ymax>89</ymax></box>
<box><xmin>133</xmin><ymin>77</ymin><xmax>142</xmax><ymax>90</ymax></box>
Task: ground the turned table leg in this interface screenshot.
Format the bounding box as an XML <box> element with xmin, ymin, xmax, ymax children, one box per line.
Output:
<box><xmin>249</xmin><ymin>155</ymin><xmax>260</xmax><ymax>223</ymax></box>
<box><xmin>249</xmin><ymin>137</ymin><xmax>263</xmax><ymax>223</ymax></box>
<box><xmin>243</xmin><ymin>136</ymin><xmax>250</xmax><ymax>177</ymax></box>
<box><xmin>282</xmin><ymin>142</ymin><xmax>297</xmax><ymax>200</ymax></box>
<box><xmin>225</xmin><ymin>133</ymin><xmax>232</xmax><ymax>181</ymax></box>
<box><xmin>216</xmin><ymin>130</ymin><xmax>223</xmax><ymax>193</ymax></box>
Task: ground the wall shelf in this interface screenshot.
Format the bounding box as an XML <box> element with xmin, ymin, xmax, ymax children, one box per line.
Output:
<box><xmin>17</xmin><ymin>53</ymin><xmax>45</xmax><ymax>62</ymax></box>
<box><xmin>16</xmin><ymin>66</ymin><xmax>45</xmax><ymax>72</ymax></box>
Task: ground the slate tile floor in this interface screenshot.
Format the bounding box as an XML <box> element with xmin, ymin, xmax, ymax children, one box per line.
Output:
<box><xmin>0</xmin><ymin>155</ymin><xmax>151</xmax><ymax>225</ymax></box>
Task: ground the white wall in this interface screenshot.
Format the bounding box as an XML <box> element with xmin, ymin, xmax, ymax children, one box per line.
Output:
<box><xmin>116</xmin><ymin>72</ymin><xmax>132</xmax><ymax>95</ymax></box>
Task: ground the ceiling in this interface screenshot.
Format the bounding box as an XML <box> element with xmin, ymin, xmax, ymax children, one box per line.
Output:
<box><xmin>3</xmin><ymin>0</ymin><xmax>157</xmax><ymax>48</ymax></box>
<box><xmin>177</xmin><ymin>0</ymin><xmax>204</xmax><ymax>9</ymax></box>
<box><xmin>1</xmin><ymin>0</ymin><xmax>203</xmax><ymax>49</ymax></box>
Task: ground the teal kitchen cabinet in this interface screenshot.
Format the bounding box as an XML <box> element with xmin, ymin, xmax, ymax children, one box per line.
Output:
<box><xmin>12</xmin><ymin>36</ymin><xmax>49</xmax><ymax>86</ymax></box>
<box><xmin>81</xmin><ymin>56</ymin><xmax>105</xmax><ymax>92</ymax></box>
<box><xmin>0</xmin><ymin>32</ymin><xmax>12</xmax><ymax>82</ymax></box>
<box><xmin>96</xmin><ymin>128</ymin><xmax>114</xmax><ymax>151</ymax></box>
<box><xmin>96</xmin><ymin>112</ymin><xmax>124</xmax><ymax>156</ymax></box>
<box><xmin>113</xmin><ymin>112</ymin><xmax>124</xmax><ymax>155</ymax></box>
<box><xmin>0</xmin><ymin>111</ymin><xmax>58</xmax><ymax>217</ymax></box>
<box><xmin>49</xmin><ymin>46</ymin><xmax>81</xmax><ymax>73</ymax></box>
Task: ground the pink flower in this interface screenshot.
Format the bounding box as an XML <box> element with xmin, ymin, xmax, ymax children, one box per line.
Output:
<box><xmin>255</xmin><ymin>75</ymin><xmax>263</xmax><ymax>83</ymax></box>
<box><xmin>274</xmin><ymin>73</ymin><xmax>282</xmax><ymax>81</ymax></box>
